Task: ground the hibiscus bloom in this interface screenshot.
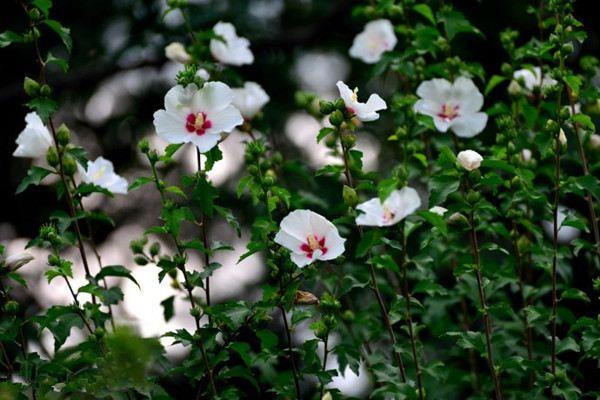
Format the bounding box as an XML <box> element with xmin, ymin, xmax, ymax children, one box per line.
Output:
<box><xmin>414</xmin><ymin>77</ymin><xmax>488</xmax><ymax>138</ymax></box>
<box><xmin>153</xmin><ymin>82</ymin><xmax>244</xmax><ymax>152</ymax></box>
<box><xmin>275</xmin><ymin>210</ymin><xmax>346</xmax><ymax>268</ymax></box>
<box><xmin>337</xmin><ymin>81</ymin><xmax>387</xmax><ymax>122</ymax></box>
<box><xmin>356</xmin><ymin>187</ymin><xmax>421</xmax><ymax>227</ymax></box>
<box><xmin>232</xmin><ymin>82</ymin><xmax>270</xmax><ymax>120</ymax></box>
<box><xmin>79</xmin><ymin>157</ymin><xmax>128</xmax><ymax>194</ymax></box>
<box><xmin>210</xmin><ymin>22</ymin><xmax>254</xmax><ymax>66</ymax></box>
<box><xmin>349</xmin><ymin>19</ymin><xmax>397</xmax><ymax>64</ymax></box>
<box><xmin>512</xmin><ymin>67</ymin><xmax>557</xmax><ymax>93</ymax></box>
<box><xmin>13</xmin><ymin>112</ymin><xmax>53</xmax><ymax>158</ymax></box>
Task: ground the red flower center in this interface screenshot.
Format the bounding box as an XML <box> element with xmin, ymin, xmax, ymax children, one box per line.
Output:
<box><xmin>437</xmin><ymin>103</ymin><xmax>460</xmax><ymax>121</ymax></box>
<box><xmin>186</xmin><ymin>112</ymin><xmax>212</xmax><ymax>136</ymax></box>
<box><xmin>300</xmin><ymin>234</ymin><xmax>328</xmax><ymax>259</ymax></box>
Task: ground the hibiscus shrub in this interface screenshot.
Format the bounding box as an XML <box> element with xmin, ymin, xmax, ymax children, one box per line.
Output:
<box><xmin>2</xmin><ymin>0</ymin><xmax>600</xmax><ymax>399</ymax></box>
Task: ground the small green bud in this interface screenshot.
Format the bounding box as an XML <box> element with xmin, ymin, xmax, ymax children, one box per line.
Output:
<box><xmin>28</xmin><ymin>8</ymin><xmax>41</xmax><ymax>21</ymax></box>
<box><xmin>342</xmin><ymin>310</ymin><xmax>355</xmax><ymax>322</ymax></box>
<box><xmin>56</xmin><ymin>124</ymin><xmax>71</xmax><ymax>146</ymax></box>
<box><xmin>333</xmin><ymin>98</ymin><xmax>346</xmax><ymax>111</ymax></box>
<box><xmin>46</xmin><ymin>147</ymin><xmax>59</xmax><ymax>167</ymax></box>
<box><xmin>466</xmin><ymin>190</ymin><xmax>480</xmax><ymax>205</ymax></box>
<box><xmin>448</xmin><ymin>212</ymin><xmax>469</xmax><ymax>228</ymax></box>
<box><xmin>148</xmin><ymin>149</ymin><xmax>159</xmax><ymax>164</ymax></box>
<box><xmin>40</xmin><ymin>84</ymin><xmax>52</xmax><ymax>97</ymax></box>
<box><xmin>247</xmin><ymin>165</ymin><xmax>259</xmax><ymax>176</ymax></box>
<box><xmin>138</xmin><ymin>138</ymin><xmax>150</xmax><ymax>154</ymax></box>
<box><xmin>263</xmin><ymin>176</ymin><xmax>275</xmax><ymax>187</ymax></box>
<box><xmin>325</xmin><ymin>134</ymin><xmax>337</xmax><ymax>148</ymax></box>
<box><xmin>31</xmin><ymin>27</ymin><xmax>41</xmax><ymax>40</ymax></box>
<box><xmin>130</xmin><ymin>238</ymin><xmax>146</xmax><ymax>254</ymax></box>
<box><xmin>342</xmin><ymin>185</ymin><xmax>358</xmax><ymax>207</ymax></box>
<box><xmin>329</xmin><ymin>110</ymin><xmax>344</xmax><ymax>127</ymax></box>
<box><xmin>62</xmin><ymin>156</ymin><xmax>77</xmax><ymax>176</ymax></box>
<box><xmin>272</xmin><ymin>151</ymin><xmax>283</xmax><ymax>165</ymax></box>
<box><xmin>134</xmin><ymin>256</ymin><xmax>148</xmax><ymax>266</ymax></box>
<box><xmin>341</xmin><ymin>133</ymin><xmax>356</xmax><ymax>148</ymax></box>
<box><xmin>95</xmin><ymin>327</ymin><xmax>106</xmax><ymax>339</ymax></box>
<box><xmin>319</xmin><ymin>100</ymin><xmax>335</xmax><ymax>115</ymax></box>
<box><xmin>500</xmin><ymin>63</ymin><xmax>513</xmax><ymax>76</ymax></box>
<box><xmin>294</xmin><ymin>91</ymin><xmax>315</xmax><ymax>108</ymax></box>
<box><xmin>517</xmin><ymin>236</ymin><xmax>531</xmax><ymax>254</ymax></box>
<box><xmin>23</xmin><ymin>76</ymin><xmax>40</xmax><ymax>97</ymax></box>
<box><xmin>545</xmin><ymin>119</ymin><xmax>559</xmax><ymax>134</ymax></box>
<box><xmin>4</xmin><ymin>300</ymin><xmax>19</xmax><ymax>315</ymax></box>
<box><xmin>510</xmin><ymin>176</ymin><xmax>522</xmax><ymax>189</ymax></box>
<box><xmin>561</xmin><ymin>42</ymin><xmax>574</xmax><ymax>56</ymax></box>
<box><xmin>150</xmin><ymin>242</ymin><xmax>161</xmax><ymax>257</ymax></box>
<box><xmin>47</xmin><ymin>253</ymin><xmax>60</xmax><ymax>266</ymax></box>
<box><xmin>190</xmin><ymin>306</ymin><xmax>202</xmax><ymax>318</ymax></box>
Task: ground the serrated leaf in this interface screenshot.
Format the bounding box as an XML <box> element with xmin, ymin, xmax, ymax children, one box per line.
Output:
<box><xmin>16</xmin><ymin>166</ymin><xmax>53</xmax><ymax>194</ymax></box>
<box><xmin>44</xmin><ymin>19</ymin><xmax>72</xmax><ymax>52</ymax></box>
<box><xmin>96</xmin><ymin>265</ymin><xmax>140</xmax><ymax>288</ymax></box>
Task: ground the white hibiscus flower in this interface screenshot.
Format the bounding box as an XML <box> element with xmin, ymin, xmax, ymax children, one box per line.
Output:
<box><xmin>336</xmin><ymin>81</ymin><xmax>387</xmax><ymax>122</ymax></box>
<box><xmin>274</xmin><ymin>210</ymin><xmax>346</xmax><ymax>268</ymax></box>
<box><xmin>356</xmin><ymin>187</ymin><xmax>421</xmax><ymax>227</ymax></box>
<box><xmin>210</xmin><ymin>22</ymin><xmax>254</xmax><ymax>66</ymax></box>
<box><xmin>13</xmin><ymin>112</ymin><xmax>54</xmax><ymax>158</ymax></box>
<box><xmin>414</xmin><ymin>77</ymin><xmax>488</xmax><ymax>138</ymax></box>
<box><xmin>153</xmin><ymin>82</ymin><xmax>244</xmax><ymax>153</ymax></box>
<box><xmin>349</xmin><ymin>19</ymin><xmax>397</xmax><ymax>64</ymax></box>
<box><xmin>542</xmin><ymin>206</ymin><xmax>581</xmax><ymax>244</ymax></box>
<box><xmin>79</xmin><ymin>157</ymin><xmax>128</xmax><ymax>194</ymax></box>
<box><xmin>232</xmin><ymin>82</ymin><xmax>270</xmax><ymax>120</ymax></box>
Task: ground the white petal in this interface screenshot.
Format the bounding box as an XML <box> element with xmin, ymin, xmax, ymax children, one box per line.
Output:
<box><xmin>193</xmin><ymin>81</ymin><xmax>235</xmax><ymax>113</ymax></box>
<box><xmin>278</xmin><ymin>210</ymin><xmax>312</xmax><ymax>242</ymax></box>
<box><xmin>336</xmin><ymin>81</ymin><xmax>356</xmax><ymax>108</ymax></box>
<box><xmin>210</xmin><ymin>22</ymin><xmax>254</xmax><ymax>66</ymax></box>
<box><xmin>433</xmin><ymin>117</ymin><xmax>451</xmax><ymax>133</ymax></box>
<box><xmin>413</xmin><ymin>99</ymin><xmax>440</xmax><ymax>118</ymax></box>
<box><xmin>450</xmin><ymin>112</ymin><xmax>488</xmax><ymax>138</ymax></box>
<box><xmin>207</xmin><ymin>105</ymin><xmax>244</xmax><ymax>134</ymax></box>
<box><xmin>387</xmin><ymin>187</ymin><xmax>421</xmax><ymax>221</ymax></box>
<box><xmin>13</xmin><ymin>112</ymin><xmax>53</xmax><ymax>158</ymax></box>
<box><xmin>290</xmin><ymin>252</ymin><xmax>313</xmax><ymax>268</ymax></box>
<box><xmin>188</xmin><ymin>133</ymin><xmax>221</xmax><ymax>153</ymax></box>
<box><xmin>274</xmin><ymin>230</ymin><xmax>304</xmax><ymax>252</ymax></box>
<box><xmin>451</xmin><ymin>77</ymin><xmax>484</xmax><ymax>113</ymax></box>
<box><xmin>320</xmin><ymin>230</ymin><xmax>345</xmax><ymax>261</ymax></box>
<box><xmin>356</xmin><ymin>198</ymin><xmax>386</xmax><ymax>227</ymax></box>
<box><xmin>349</xmin><ymin>19</ymin><xmax>397</xmax><ymax>64</ymax></box>
<box><xmin>416</xmin><ymin>79</ymin><xmax>452</xmax><ymax>103</ymax></box>
<box><xmin>164</xmin><ymin>84</ymin><xmax>197</xmax><ymax>114</ymax></box>
<box><xmin>153</xmin><ymin>110</ymin><xmax>190</xmax><ymax>144</ymax></box>
<box><xmin>232</xmin><ymin>82</ymin><xmax>270</xmax><ymax>119</ymax></box>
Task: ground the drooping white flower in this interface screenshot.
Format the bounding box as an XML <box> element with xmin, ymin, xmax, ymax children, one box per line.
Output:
<box><xmin>3</xmin><ymin>252</ymin><xmax>34</xmax><ymax>270</ymax></box>
<box><xmin>542</xmin><ymin>206</ymin><xmax>581</xmax><ymax>244</ymax></box>
<box><xmin>349</xmin><ymin>19</ymin><xmax>397</xmax><ymax>64</ymax></box>
<box><xmin>457</xmin><ymin>150</ymin><xmax>483</xmax><ymax>171</ymax></box>
<box><xmin>232</xmin><ymin>82</ymin><xmax>270</xmax><ymax>120</ymax></box>
<box><xmin>356</xmin><ymin>187</ymin><xmax>421</xmax><ymax>227</ymax></box>
<box><xmin>153</xmin><ymin>82</ymin><xmax>244</xmax><ymax>152</ymax></box>
<box><xmin>210</xmin><ymin>22</ymin><xmax>254</xmax><ymax>66</ymax></box>
<box><xmin>590</xmin><ymin>134</ymin><xmax>600</xmax><ymax>150</ymax></box>
<box><xmin>79</xmin><ymin>157</ymin><xmax>128</xmax><ymax>194</ymax></box>
<box><xmin>512</xmin><ymin>67</ymin><xmax>557</xmax><ymax>93</ymax></box>
<box><xmin>337</xmin><ymin>81</ymin><xmax>387</xmax><ymax>122</ymax></box>
<box><xmin>414</xmin><ymin>77</ymin><xmax>488</xmax><ymax>138</ymax></box>
<box><xmin>274</xmin><ymin>210</ymin><xmax>346</xmax><ymax>268</ymax></box>
<box><xmin>13</xmin><ymin>112</ymin><xmax>53</xmax><ymax>158</ymax></box>
<box><xmin>429</xmin><ymin>206</ymin><xmax>448</xmax><ymax>216</ymax></box>
<box><xmin>165</xmin><ymin>42</ymin><xmax>192</xmax><ymax>64</ymax></box>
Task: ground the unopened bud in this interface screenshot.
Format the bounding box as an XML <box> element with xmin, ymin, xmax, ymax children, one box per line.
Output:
<box><xmin>343</xmin><ymin>185</ymin><xmax>358</xmax><ymax>207</ymax></box>
<box><xmin>319</xmin><ymin>100</ymin><xmax>335</xmax><ymax>115</ymax></box>
<box><xmin>4</xmin><ymin>252</ymin><xmax>34</xmax><ymax>271</ymax></box>
<box><xmin>46</xmin><ymin>146</ymin><xmax>59</xmax><ymax>167</ymax></box>
<box><xmin>329</xmin><ymin>110</ymin><xmax>344</xmax><ymax>127</ymax></box>
<box><xmin>295</xmin><ymin>290</ymin><xmax>319</xmax><ymax>305</ymax></box>
<box><xmin>56</xmin><ymin>124</ymin><xmax>70</xmax><ymax>146</ymax></box>
<box><xmin>23</xmin><ymin>76</ymin><xmax>40</xmax><ymax>97</ymax></box>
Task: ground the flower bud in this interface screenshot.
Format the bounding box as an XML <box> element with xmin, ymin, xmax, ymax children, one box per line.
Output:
<box><xmin>134</xmin><ymin>256</ymin><xmax>148</xmax><ymax>266</ymax></box>
<box><xmin>190</xmin><ymin>306</ymin><xmax>202</xmax><ymax>318</ymax></box>
<box><xmin>4</xmin><ymin>300</ymin><xmax>19</xmax><ymax>315</ymax></box>
<box><xmin>165</xmin><ymin>42</ymin><xmax>192</xmax><ymax>64</ymax></box>
<box><xmin>23</xmin><ymin>76</ymin><xmax>40</xmax><ymax>97</ymax></box>
<box><xmin>333</xmin><ymin>98</ymin><xmax>346</xmax><ymax>111</ymax></box>
<box><xmin>46</xmin><ymin>146</ymin><xmax>59</xmax><ymax>167</ymax></box>
<box><xmin>40</xmin><ymin>84</ymin><xmax>52</xmax><ymax>97</ymax></box>
<box><xmin>448</xmin><ymin>212</ymin><xmax>469</xmax><ymax>227</ymax></box>
<box><xmin>28</xmin><ymin>8</ymin><xmax>41</xmax><ymax>21</ymax></box>
<box><xmin>4</xmin><ymin>252</ymin><xmax>34</xmax><ymax>271</ymax></box>
<box><xmin>429</xmin><ymin>206</ymin><xmax>447</xmax><ymax>216</ymax></box>
<box><xmin>149</xmin><ymin>242</ymin><xmax>161</xmax><ymax>257</ymax></box>
<box><xmin>466</xmin><ymin>190</ymin><xmax>480</xmax><ymax>205</ymax></box>
<box><xmin>343</xmin><ymin>185</ymin><xmax>358</xmax><ymax>207</ymax></box>
<box><xmin>342</xmin><ymin>310</ymin><xmax>355</xmax><ymax>322</ymax></box>
<box><xmin>138</xmin><ymin>138</ymin><xmax>150</xmax><ymax>154</ymax></box>
<box><xmin>329</xmin><ymin>110</ymin><xmax>345</xmax><ymax>127</ymax></box>
<box><xmin>95</xmin><ymin>327</ymin><xmax>106</xmax><ymax>339</ymax></box>
<box><xmin>341</xmin><ymin>133</ymin><xmax>356</xmax><ymax>148</ymax></box>
<box><xmin>263</xmin><ymin>175</ymin><xmax>275</xmax><ymax>187</ymax></box>
<box><xmin>56</xmin><ymin>124</ymin><xmax>71</xmax><ymax>146</ymax></box>
<box><xmin>507</xmin><ymin>80</ymin><xmax>521</xmax><ymax>96</ymax></box>
<box><xmin>457</xmin><ymin>150</ymin><xmax>483</xmax><ymax>171</ymax></box>
<box><xmin>319</xmin><ymin>100</ymin><xmax>335</xmax><ymax>115</ymax></box>
<box><xmin>559</xmin><ymin>128</ymin><xmax>567</xmax><ymax>147</ymax></box>
<box><xmin>561</xmin><ymin>42</ymin><xmax>574</xmax><ymax>56</ymax></box>
<box><xmin>62</xmin><ymin>156</ymin><xmax>77</xmax><ymax>176</ymax></box>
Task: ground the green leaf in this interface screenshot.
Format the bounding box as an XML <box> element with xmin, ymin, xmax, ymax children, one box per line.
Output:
<box><xmin>25</xmin><ymin>97</ymin><xmax>58</xmax><ymax>121</ymax></box>
<box><xmin>16</xmin><ymin>166</ymin><xmax>53</xmax><ymax>194</ymax></box>
<box><xmin>317</xmin><ymin>127</ymin><xmax>335</xmax><ymax>143</ymax></box>
<box><xmin>413</xmin><ymin>4</ymin><xmax>435</xmax><ymax>25</ymax></box>
<box><xmin>485</xmin><ymin>75</ymin><xmax>506</xmax><ymax>95</ymax></box>
<box><xmin>378</xmin><ymin>177</ymin><xmax>399</xmax><ymax>202</ymax></box>
<box><xmin>439</xmin><ymin>10</ymin><xmax>484</xmax><ymax>41</ymax></box>
<box><xmin>417</xmin><ymin>210</ymin><xmax>448</xmax><ymax>236</ymax></box>
<box><xmin>45</xmin><ymin>52</ymin><xmax>68</xmax><ymax>73</ymax></box>
<box><xmin>571</xmin><ymin>113</ymin><xmax>595</xmax><ymax>131</ymax></box>
<box><xmin>43</xmin><ymin>19</ymin><xmax>72</xmax><ymax>52</ymax></box>
<box><xmin>561</xmin><ymin>288</ymin><xmax>590</xmax><ymax>302</ymax></box>
<box><xmin>428</xmin><ymin>173</ymin><xmax>460</xmax><ymax>206</ymax></box>
<box><xmin>192</xmin><ymin>175</ymin><xmax>218</xmax><ymax>217</ymax></box>
<box><xmin>204</xmin><ymin>146</ymin><xmax>223</xmax><ymax>171</ymax></box>
<box><xmin>96</xmin><ymin>265</ymin><xmax>140</xmax><ymax>288</ymax></box>
<box><xmin>355</xmin><ymin>229</ymin><xmax>382</xmax><ymax>258</ymax></box>
<box><xmin>128</xmin><ymin>176</ymin><xmax>154</xmax><ymax>191</ymax></box>
<box><xmin>564</xmin><ymin>75</ymin><xmax>582</xmax><ymax>98</ymax></box>
<box><xmin>0</xmin><ymin>31</ymin><xmax>24</xmax><ymax>48</ymax></box>
<box><xmin>32</xmin><ymin>0</ymin><xmax>53</xmax><ymax>17</ymax></box>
